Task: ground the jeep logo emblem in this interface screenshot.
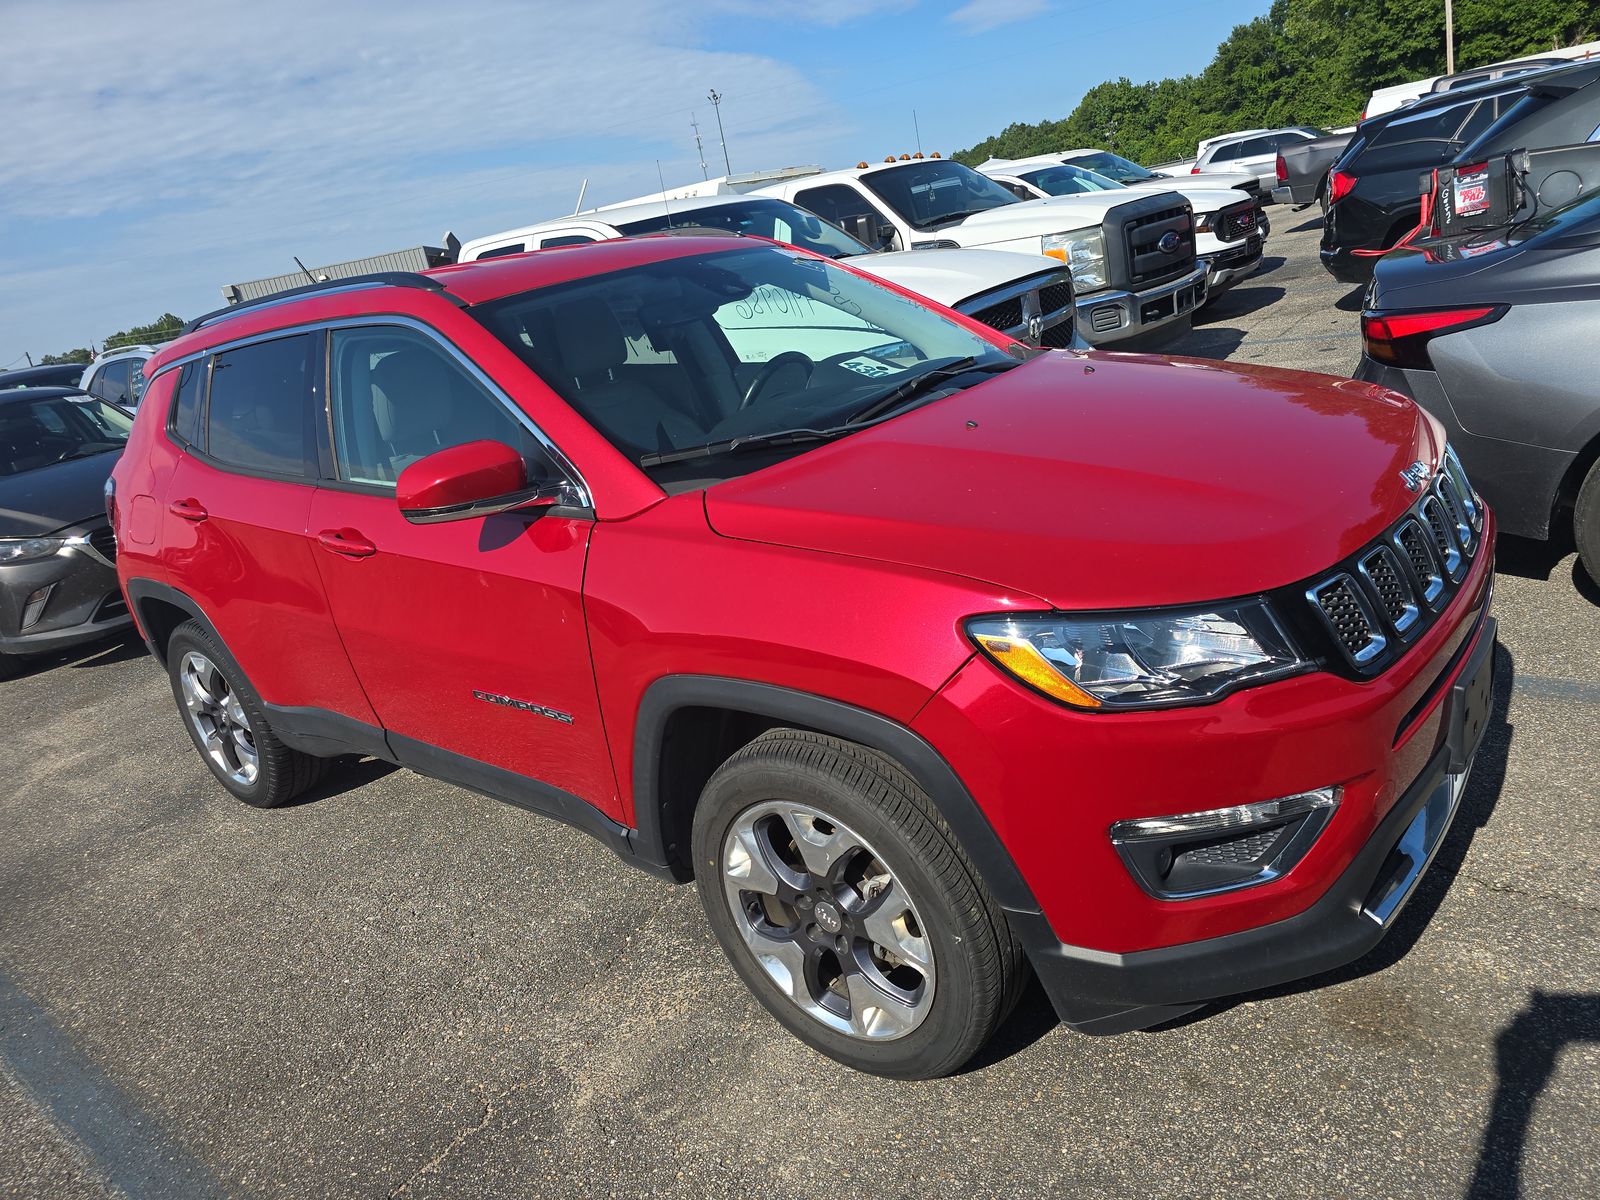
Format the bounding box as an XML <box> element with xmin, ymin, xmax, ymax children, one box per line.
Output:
<box><xmin>1399</xmin><ymin>461</ymin><xmax>1431</xmax><ymax>492</ymax></box>
<box><xmin>1157</xmin><ymin>231</ymin><xmax>1182</xmax><ymax>254</ymax></box>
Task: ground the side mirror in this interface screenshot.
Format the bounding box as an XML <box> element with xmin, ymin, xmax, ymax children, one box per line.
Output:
<box><xmin>842</xmin><ymin>212</ymin><xmax>896</xmax><ymax>251</ymax></box>
<box><xmin>396</xmin><ymin>439</ymin><xmax>564</xmax><ymax>524</ymax></box>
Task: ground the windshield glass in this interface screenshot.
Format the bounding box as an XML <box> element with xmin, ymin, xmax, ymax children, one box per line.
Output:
<box><xmin>1018</xmin><ymin>163</ymin><xmax>1127</xmax><ymax>196</ymax></box>
<box><xmin>1065</xmin><ymin>152</ymin><xmax>1154</xmax><ymax>182</ymax></box>
<box><xmin>613</xmin><ymin>198</ymin><xmax>873</xmax><ymax>260</ymax></box>
<box><xmin>471</xmin><ymin>244</ymin><xmax>1017</xmax><ymax>483</ymax></box>
<box><xmin>0</xmin><ymin>393</ymin><xmax>132</xmax><ymax>477</ymax></box>
<box><xmin>859</xmin><ymin>161</ymin><xmax>1019</xmax><ymax>229</ymax></box>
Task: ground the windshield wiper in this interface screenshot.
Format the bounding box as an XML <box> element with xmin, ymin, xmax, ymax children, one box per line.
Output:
<box><xmin>845</xmin><ymin>357</ymin><xmax>1012</xmax><ymax>425</ymax></box>
<box><xmin>639</xmin><ymin>426</ymin><xmax>853</xmax><ymax>468</ymax></box>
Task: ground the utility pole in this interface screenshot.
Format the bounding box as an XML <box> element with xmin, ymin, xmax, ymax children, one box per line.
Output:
<box><xmin>707</xmin><ymin>89</ymin><xmax>731</xmax><ymax>175</ymax></box>
<box><xmin>1444</xmin><ymin>0</ymin><xmax>1455</xmax><ymax>73</ymax></box>
<box><xmin>691</xmin><ymin>114</ymin><xmax>709</xmax><ymax>180</ymax></box>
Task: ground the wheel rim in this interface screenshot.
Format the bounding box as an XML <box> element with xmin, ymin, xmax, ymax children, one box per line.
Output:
<box><xmin>178</xmin><ymin>651</ymin><xmax>259</xmax><ymax>787</ymax></box>
<box><xmin>721</xmin><ymin>800</ymin><xmax>934</xmax><ymax>1041</ymax></box>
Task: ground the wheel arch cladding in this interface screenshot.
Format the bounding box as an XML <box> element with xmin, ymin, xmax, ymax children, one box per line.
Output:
<box><xmin>125</xmin><ymin>579</ymin><xmax>218</xmax><ymax>666</ymax></box>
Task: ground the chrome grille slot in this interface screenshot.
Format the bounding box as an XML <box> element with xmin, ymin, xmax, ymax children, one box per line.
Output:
<box><xmin>1309</xmin><ymin>575</ymin><xmax>1387</xmax><ymax>664</ymax></box>
<box><xmin>1421</xmin><ymin>496</ymin><xmax>1464</xmax><ymax>580</ymax></box>
<box><xmin>1395</xmin><ymin>520</ymin><xmax>1446</xmax><ymax>607</ymax></box>
<box><xmin>1434</xmin><ymin>475</ymin><xmax>1475</xmax><ymax>554</ymax></box>
<box><xmin>1358</xmin><ymin>547</ymin><xmax>1420</xmax><ymax>636</ymax></box>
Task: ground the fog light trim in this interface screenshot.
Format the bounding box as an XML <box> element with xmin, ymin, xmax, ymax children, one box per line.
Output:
<box><xmin>21</xmin><ymin>584</ymin><xmax>56</xmax><ymax>630</ymax></box>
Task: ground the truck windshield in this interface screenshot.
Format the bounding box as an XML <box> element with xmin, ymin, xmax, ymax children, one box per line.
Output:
<box><xmin>1065</xmin><ymin>152</ymin><xmax>1156</xmax><ymax>182</ymax></box>
<box><xmin>613</xmin><ymin>199</ymin><xmax>873</xmax><ymax>260</ymax></box>
<box><xmin>1017</xmin><ymin>164</ymin><xmax>1126</xmax><ymax>196</ymax></box>
<box><xmin>0</xmin><ymin>392</ymin><xmax>132</xmax><ymax>477</ymax></box>
<box><xmin>470</xmin><ymin>243</ymin><xmax>1018</xmax><ymax>483</ymax></box>
<box><xmin>860</xmin><ymin>162</ymin><xmax>1019</xmax><ymax>230</ymax></box>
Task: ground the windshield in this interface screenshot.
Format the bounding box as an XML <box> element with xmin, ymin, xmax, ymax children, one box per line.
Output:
<box><xmin>471</xmin><ymin>244</ymin><xmax>1017</xmax><ymax>484</ymax></box>
<box><xmin>859</xmin><ymin>161</ymin><xmax>1019</xmax><ymax>230</ymax></box>
<box><xmin>1064</xmin><ymin>152</ymin><xmax>1154</xmax><ymax>182</ymax></box>
<box><xmin>0</xmin><ymin>393</ymin><xmax>132</xmax><ymax>477</ymax></box>
<box><xmin>613</xmin><ymin>198</ymin><xmax>873</xmax><ymax>260</ymax></box>
<box><xmin>1018</xmin><ymin>163</ymin><xmax>1126</xmax><ymax>196</ymax></box>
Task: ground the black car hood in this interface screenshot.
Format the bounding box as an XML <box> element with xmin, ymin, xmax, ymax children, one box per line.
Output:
<box><xmin>0</xmin><ymin>451</ymin><xmax>120</xmax><ymax>536</ymax></box>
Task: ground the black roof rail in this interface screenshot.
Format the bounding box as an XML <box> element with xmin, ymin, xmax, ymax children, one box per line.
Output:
<box><xmin>182</xmin><ymin>272</ymin><xmax>458</xmax><ymax>335</ymax></box>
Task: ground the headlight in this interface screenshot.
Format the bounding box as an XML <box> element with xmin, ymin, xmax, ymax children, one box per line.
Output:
<box><xmin>0</xmin><ymin>537</ymin><xmax>68</xmax><ymax>564</ymax></box>
<box><xmin>967</xmin><ymin>601</ymin><xmax>1309</xmax><ymax>710</ymax></box>
<box><xmin>1042</xmin><ymin>228</ymin><xmax>1107</xmax><ymax>292</ymax></box>
<box><xmin>1195</xmin><ymin>213</ymin><xmax>1214</xmax><ymax>234</ymax></box>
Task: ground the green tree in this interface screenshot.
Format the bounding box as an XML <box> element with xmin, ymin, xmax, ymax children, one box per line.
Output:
<box><xmin>39</xmin><ymin>349</ymin><xmax>92</xmax><ymax>366</ymax></box>
<box><xmin>103</xmin><ymin>312</ymin><xmax>185</xmax><ymax>351</ymax></box>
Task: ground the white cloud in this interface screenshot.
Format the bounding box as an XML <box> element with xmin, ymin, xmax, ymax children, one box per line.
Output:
<box><xmin>0</xmin><ymin>0</ymin><xmax>888</xmax><ymax>360</ymax></box>
<box><xmin>948</xmin><ymin>0</ymin><xmax>1048</xmax><ymax>34</ymax></box>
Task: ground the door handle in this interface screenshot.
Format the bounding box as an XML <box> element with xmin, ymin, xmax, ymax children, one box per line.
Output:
<box><xmin>169</xmin><ymin>498</ymin><xmax>208</xmax><ymax>522</ymax></box>
<box><xmin>316</xmin><ymin>528</ymin><xmax>377</xmax><ymax>558</ymax></box>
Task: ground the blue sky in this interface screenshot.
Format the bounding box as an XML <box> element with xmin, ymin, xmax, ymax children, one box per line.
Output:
<box><xmin>1</xmin><ymin>0</ymin><xmax>1270</xmax><ymax>365</ymax></box>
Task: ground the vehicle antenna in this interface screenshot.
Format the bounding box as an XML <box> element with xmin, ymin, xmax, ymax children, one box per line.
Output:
<box><xmin>708</xmin><ymin>89</ymin><xmax>731</xmax><ymax>174</ymax></box>
<box><xmin>913</xmin><ymin>109</ymin><xmax>923</xmax><ymax>155</ymax></box>
<box><xmin>692</xmin><ymin>114</ymin><xmax>709</xmax><ymax>180</ymax></box>
<box><xmin>573</xmin><ymin>178</ymin><xmax>589</xmax><ymax>215</ymax></box>
<box><xmin>658</xmin><ymin>160</ymin><xmax>675</xmax><ymax>228</ymax></box>
<box><xmin>24</xmin><ymin>352</ymin><xmax>33</xmax><ymax>366</ymax></box>
<box><xmin>292</xmin><ymin>256</ymin><xmax>319</xmax><ymax>285</ymax></box>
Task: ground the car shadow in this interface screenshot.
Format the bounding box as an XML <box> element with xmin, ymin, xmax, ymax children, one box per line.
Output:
<box><xmin>1171</xmin><ymin>327</ymin><xmax>1247</xmax><ymax>361</ymax></box>
<box><xmin>1195</xmin><ymin>286</ymin><xmax>1286</xmax><ymax>326</ymax></box>
<box><xmin>1250</xmin><ymin>254</ymin><xmax>1288</xmax><ymax>278</ymax></box>
<box><xmin>276</xmin><ymin>755</ymin><xmax>401</xmax><ymax>808</ymax></box>
<box><xmin>1334</xmin><ymin>285</ymin><xmax>1367</xmax><ymax>312</ymax></box>
<box><xmin>1494</xmin><ymin>532</ymin><xmax>1600</xmax><ymax>604</ymax></box>
<box><xmin>1465</xmin><ymin>991</ymin><xmax>1600</xmax><ymax>1198</ymax></box>
<box><xmin>4</xmin><ymin>632</ymin><xmax>147</xmax><ymax>683</ymax></box>
<box><xmin>1287</xmin><ymin>214</ymin><xmax>1323</xmax><ymax>234</ymax></box>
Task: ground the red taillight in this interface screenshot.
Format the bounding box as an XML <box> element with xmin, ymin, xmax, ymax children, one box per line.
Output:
<box><xmin>1329</xmin><ymin>169</ymin><xmax>1357</xmax><ymax>205</ymax></box>
<box><xmin>1362</xmin><ymin>306</ymin><xmax>1503</xmax><ymax>370</ymax></box>
<box><xmin>1190</xmin><ymin>165</ymin><xmax>1201</xmax><ymax>174</ymax></box>
<box><xmin>1275</xmin><ymin>153</ymin><xmax>1287</xmax><ymax>183</ymax></box>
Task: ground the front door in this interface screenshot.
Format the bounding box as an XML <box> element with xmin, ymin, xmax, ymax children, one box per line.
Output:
<box><xmin>305</xmin><ymin>322</ymin><xmax>619</xmax><ymax>818</ymax></box>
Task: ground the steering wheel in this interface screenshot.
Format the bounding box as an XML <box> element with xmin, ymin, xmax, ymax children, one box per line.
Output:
<box><xmin>741</xmin><ymin>351</ymin><xmax>815</xmax><ymax>409</ymax></box>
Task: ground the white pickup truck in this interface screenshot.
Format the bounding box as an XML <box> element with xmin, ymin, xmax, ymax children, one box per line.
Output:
<box><xmin>746</xmin><ymin>157</ymin><xmax>1207</xmax><ymax>344</ymax></box>
<box><xmin>977</xmin><ymin>155</ymin><xmax>1267</xmax><ymax>295</ymax></box>
<box><xmin>457</xmin><ymin>192</ymin><xmax>1083</xmax><ymax>350</ymax></box>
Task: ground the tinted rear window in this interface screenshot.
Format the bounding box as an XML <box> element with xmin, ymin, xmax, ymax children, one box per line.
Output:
<box><xmin>171</xmin><ymin>360</ymin><xmax>204</xmax><ymax>446</ymax></box>
<box><xmin>204</xmin><ymin>334</ymin><xmax>313</xmax><ymax>475</ymax></box>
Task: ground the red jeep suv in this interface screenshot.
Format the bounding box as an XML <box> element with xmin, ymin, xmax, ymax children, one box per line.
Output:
<box><xmin>111</xmin><ymin>236</ymin><xmax>1496</xmax><ymax>1078</ymax></box>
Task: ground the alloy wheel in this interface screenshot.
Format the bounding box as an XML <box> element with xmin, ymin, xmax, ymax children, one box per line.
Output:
<box><xmin>178</xmin><ymin>650</ymin><xmax>259</xmax><ymax>787</ymax></box>
<box><xmin>721</xmin><ymin>800</ymin><xmax>934</xmax><ymax>1040</ymax></box>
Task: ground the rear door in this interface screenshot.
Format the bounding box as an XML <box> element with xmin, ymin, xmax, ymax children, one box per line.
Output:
<box><xmin>161</xmin><ymin>332</ymin><xmax>378</xmax><ymax>726</ymax></box>
<box><xmin>304</xmin><ymin>321</ymin><xmax>619</xmax><ymax>818</ymax></box>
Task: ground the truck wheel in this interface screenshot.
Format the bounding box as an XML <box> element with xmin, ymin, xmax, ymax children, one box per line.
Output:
<box><xmin>692</xmin><ymin>729</ymin><xmax>1025</xmax><ymax>1078</ymax></box>
<box><xmin>1575</xmin><ymin>457</ymin><xmax>1600</xmax><ymax>586</ymax></box>
<box><xmin>165</xmin><ymin>619</ymin><xmax>328</xmax><ymax>808</ymax></box>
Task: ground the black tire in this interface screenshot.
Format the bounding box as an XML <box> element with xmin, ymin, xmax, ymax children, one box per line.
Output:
<box><xmin>164</xmin><ymin>619</ymin><xmax>328</xmax><ymax>807</ymax></box>
<box><xmin>692</xmin><ymin>729</ymin><xmax>1025</xmax><ymax>1079</ymax></box>
<box><xmin>0</xmin><ymin>652</ymin><xmax>18</xmax><ymax>682</ymax></box>
<box><xmin>1575</xmin><ymin>457</ymin><xmax>1600</xmax><ymax>586</ymax></box>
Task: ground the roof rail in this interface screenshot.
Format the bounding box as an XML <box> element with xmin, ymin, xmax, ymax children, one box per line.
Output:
<box><xmin>182</xmin><ymin>272</ymin><xmax>456</xmax><ymax>335</ymax></box>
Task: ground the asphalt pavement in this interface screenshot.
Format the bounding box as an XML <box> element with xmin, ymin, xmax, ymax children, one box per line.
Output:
<box><xmin>2</xmin><ymin>215</ymin><xmax>1598</xmax><ymax>1199</ymax></box>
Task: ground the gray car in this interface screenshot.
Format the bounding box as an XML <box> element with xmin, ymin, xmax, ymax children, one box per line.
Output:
<box><xmin>1354</xmin><ymin>187</ymin><xmax>1600</xmax><ymax>581</ymax></box>
<box><xmin>1195</xmin><ymin>126</ymin><xmax>1325</xmax><ymax>193</ymax></box>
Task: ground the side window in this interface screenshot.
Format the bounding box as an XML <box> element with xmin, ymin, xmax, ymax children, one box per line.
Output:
<box><xmin>475</xmin><ymin>242</ymin><xmax>528</xmax><ymax>259</ymax></box>
<box><xmin>94</xmin><ymin>359</ymin><xmax>132</xmax><ymax>405</ymax></box>
<box><xmin>1208</xmin><ymin>142</ymin><xmax>1238</xmax><ymax>163</ymax></box>
<box><xmin>1001</xmin><ymin>180</ymin><xmax>1036</xmax><ymax>200</ymax></box>
<box><xmin>205</xmin><ymin>334</ymin><xmax>313</xmax><ymax>475</ymax></box>
<box><xmin>1453</xmin><ymin>100</ymin><xmax>1498</xmax><ymax>146</ymax></box>
<box><xmin>538</xmin><ymin>234</ymin><xmax>596</xmax><ymax>248</ymax></box>
<box><xmin>327</xmin><ymin>325</ymin><xmax>562</xmax><ymax>489</ymax></box>
<box><xmin>171</xmin><ymin>360</ymin><xmax>204</xmax><ymax>446</ymax></box>
<box><xmin>794</xmin><ymin>184</ymin><xmax>880</xmax><ymax>228</ymax></box>
<box><xmin>128</xmin><ymin>362</ymin><xmax>148</xmax><ymax>407</ymax></box>
<box><xmin>1236</xmin><ymin>136</ymin><xmax>1275</xmax><ymax>159</ymax></box>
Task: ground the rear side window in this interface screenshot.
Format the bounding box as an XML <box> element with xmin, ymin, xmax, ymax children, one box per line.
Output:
<box><xmin>1208</xmin><ymin>142</ymin><xmax>1239</xmax><ymax>162</ymax></box>
<box><xmin>794</xmin><ymin>184</ymin><xmax>881</xmax><ymax>228</ymax></box>
<box><xmin>93</xmin><ymin>359</ymin><xmax>132</xmax><ymax>405</ymax></box>
<box><xmin>171</xmin><ymin>360</ymin><xmax>204</xmax><ymax>446</ymax></box>
<box><xmin>205</xmin><ymin>334</ymin><xmax>313</xmax><ymax>476</ymax></box>
<box><xmin>475</xmin><ymin>243</ymin><xmax>527</xmax><ymax>259</ymax></box>
<box><xmin>1235</xmin><ymin>135</ymin><xmax>1277</xmax><ymax>158</ymax></box>
<box><xmin>539</xmin><ymin>234</ymin><xmax>595</xmax><ymax>248</ymax></box>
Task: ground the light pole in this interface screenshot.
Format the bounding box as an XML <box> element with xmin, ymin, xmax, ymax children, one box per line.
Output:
<box><xmin>708</xmin><ymin>89</ymin><xmax>731</xmax><ymax>176</ymax></box>
<box><xmin>1445</xmin><ymin>0</ymin><xmax>1455</xmax><ymax>73</ymax></box>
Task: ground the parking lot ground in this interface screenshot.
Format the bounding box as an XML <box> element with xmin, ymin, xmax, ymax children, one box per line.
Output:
<box><xmin>3</xmin><ymin>216</ymin><xmax>1599</xmax><ymax>1200</ymax></box>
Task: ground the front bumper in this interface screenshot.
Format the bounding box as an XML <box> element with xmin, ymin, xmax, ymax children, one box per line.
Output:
<box><xmin>1075</xmin><ymin>261</ymin><xmax>1208</xmax><ymax>345</ymax></box>
<box><xmin>0</xmin><ymin>528</ymin><xmax>132</xmax><ymax>659</ymax></box>
<box><xmin>1200</xmin><ymin>234</ymin><xmax>1265</xmax><ymax>293</ymax></box>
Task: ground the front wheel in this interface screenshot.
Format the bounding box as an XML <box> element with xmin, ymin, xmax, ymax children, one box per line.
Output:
<box><xmin>1575</xmin><ymin>457</ymin><xmax>1600</xmax><ymax>586</ymax></box>
<box><xmin>692</xmin><ymin>729</ymin><xmax>1024</xmax><ymax>1078</ymax></box>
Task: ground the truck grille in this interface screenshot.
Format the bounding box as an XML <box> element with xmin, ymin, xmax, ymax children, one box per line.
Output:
<box><xmin>1038</xmin><ymin>282</ymin><xmax>1074</xmax><ymax>315</ymax></box>
<box><xmin>1303</xmin><ymin>463</ymin><xmax>1483</xmax><ymax>673</ymax></box>
<box><xmin>1123</xmin><ymin>204</ymin><xmax>1195</xmax><ymax>288</ymax></box>
<box><xmin>1216</xmin><ymin>201</ymin><xmax>1259</xmax><ymax>243</ymax></box>
<box><xmin>968</xmin><ymin>297</ymin><xmax>1023</xmax><ymax>332</ymax></box>
<box><xmin>1040</xmin><ymin>322</ymin><xmax>1077</xmax><ymax>348</ymax></box>
<box><xmin>956</xmin><ymin>272</ymin><xmax>1075</xmax><ymax>348</ymax></box>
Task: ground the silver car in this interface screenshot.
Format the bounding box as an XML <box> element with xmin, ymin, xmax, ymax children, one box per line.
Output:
<box><xmin>1194</xmin><ymin>127</ymin><xmax>1325</xmax><ymax>192</ymax></box>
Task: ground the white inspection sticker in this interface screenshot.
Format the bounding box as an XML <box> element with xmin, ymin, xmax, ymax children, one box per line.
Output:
<box><xmin>839</xmin><ymin>356</ymin><xmax>907</xmax><ymax>379</ymax></box>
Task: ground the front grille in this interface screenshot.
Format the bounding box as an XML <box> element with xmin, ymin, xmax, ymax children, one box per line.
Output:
<box><xmin>1122</xmin><ymin>204</ymin><xmax>1195</xmax><ymax>288</ymax></box>
<box><xmin>93</xmin><ymin>592</ymin><xmax>128</xmax><ymax>622</ymax></box>
<box><xmin>1217</xmin><ymin>202</ymin><xmax>1259</xmax><ymax>243</ymax></box>
<box><xmin>1038</xmin><ymin>282</ymin><xmax>1074</xmax><ymax>315</ymax></box>
<box><xmin>1183</xmin><ymin>827</ymin><xmax>1280</xmax><ymax>866</ymax></box>
<box><xmin>88</xmin><ymin>526</ymin><xmax>117</xmax><ymax>561</ymax></box>
<box><xmin>1040</xmin><ymin>321</ymin><xmax>1077</xmax><ymax>349</ymax></box>
<box><xmin>968</xmin><ymin>297</ymin><xmax>1023</xmax><ymax>333</ymax></box>
<box><xmin>1304</xmin><ymin>465</ymin><xmax>1484</xmax><ymax>672</ymax></box>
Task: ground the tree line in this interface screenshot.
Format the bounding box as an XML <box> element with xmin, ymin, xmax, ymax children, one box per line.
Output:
<box><xmin>953</xmin><ymin>0</ymin><xmax>1600</xmax><ymax>167</ymax></box>
<box><xmin>31</xmin><ymin>314</ymin><xmax>187</xmax><ymax>366</ymax></box>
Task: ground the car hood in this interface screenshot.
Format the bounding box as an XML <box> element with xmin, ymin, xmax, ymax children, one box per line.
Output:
<box><xmin>0</xmin><ymin>451</ymin><xmax>120</xmax><ymax>537</ymax></box>
<box><xmin>1120</xmin><ymin>178</ymin><xmax>1255</xmax><ymax>206</ymax></box>
<box><xmin>949</xmin><ymin>195</ymin><xmax>1135</xmax><ymax>240</ymax></box>
<box><xmin>703</xmin><ymin>352</ymin><xmax>1438</xmax><ymax>610</ymax></box>
<box><xmin>853</xmin><ymin>248</ymin><xmax>1062</xmax><ymax>307</ymax></box>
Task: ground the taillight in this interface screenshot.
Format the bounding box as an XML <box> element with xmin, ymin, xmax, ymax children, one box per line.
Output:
<box><xmin>1190</xmin><ymin>165</ymin><xmax>1201</xmax><ymax>174</ymax></box>
<box><xmin>1275</xmin><ymin>153</ymin><xmax>1287</xmax><ymax>183</ymax></box>
<box><xmin>1329</xmin><ymin>169</ymin><xmax>1357</xmax><ymax>204</ymax></box>
<box><xmin>1362</xmin><ymin>306</ymin><xmax>1505</xmax><ymax>370</ymax></box>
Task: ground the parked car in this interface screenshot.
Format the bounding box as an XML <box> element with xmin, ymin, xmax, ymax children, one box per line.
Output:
<box><xmin>80</xmin><ymin>345</ymin><xmax>159</xmax><ymax>410</ymax></box>
<box><xmin>1193</xmin><ymin>128</ymin><xmax>1325</xmax><ymax>191</ymax></box>
<box><xmin>458</xmin><ymin>193</ymin><xmax>1082</xmax><ymax>349</ymax></box>
<box><xmin>754</xmin><ymin>157</ymin><xmax>1206</xmax><ymax>344</ymax></box>
<box><xmin>1043</xmin><ymin>148</ymin><xmax>1262</xmax><ymax>199</ymax></box>
<box><xmin>1361</xmin><ymin>39</ymin><xmax>1600</xmax><ymax>118</ymax></box>
<box><xmin>1273</xmin><ymin>132</ymin><xmax>1355</xmax><ymax>210</ymax></box>
<box><xmin>977</xmin><ymin>157</ymin><xmax>1267</xmax><ymax>295</ymax></box>
<box><xmin>0</xmin><ymin>387</ymin><xmax>134</xmax><ymax>678</ymax></box>
<box><xmin>113</xmin><ymin>239</ymin><xmax>1495</xmax><ymax>1078</ymax></box>
<box><xmin>1356</xmin><ymin>187</ymin><xmax>1600</xmax><ymax>580</ymax></box>
<box><xmin>1320</xmin><ymin>74</ymin><xmax>1539</xmax><ymax>284</ymax></box>
<box><xmin>1</xmin><ymin>363</ymin><xmax>85</xmax><ymax>390</ymax></box>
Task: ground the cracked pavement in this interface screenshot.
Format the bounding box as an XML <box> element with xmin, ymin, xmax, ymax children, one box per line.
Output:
<box><xmin>2</xmin><ymin>218</ymin><xmax>1598</xmax><ymax>1199</ymax></box>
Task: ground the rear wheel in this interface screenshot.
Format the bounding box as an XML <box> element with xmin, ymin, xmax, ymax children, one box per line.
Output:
<box><xmin>165</xmin><ymin>620</ymin><xmax>328</xmax><ymax>807</ymax></box>
<box><xmin>692</xmin><ymin>729</ymin><xmax>1025</xmax><ymax>1078</ymax></box>
<box><xmin>1575</xmin><ymin>457</ymin><xmax>1600</xmax><ymax>585</ymax></box>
